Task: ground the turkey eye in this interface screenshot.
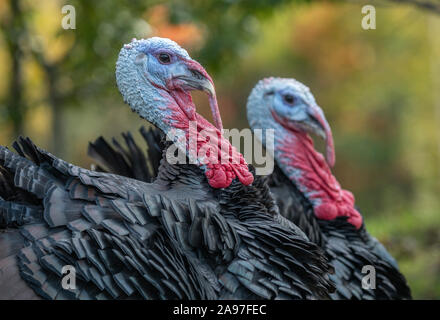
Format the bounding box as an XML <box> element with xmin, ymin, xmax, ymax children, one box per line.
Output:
<box><xmin>158</xmin><ymin>53</ymin><xmax>171</xmax><ymax>64</ymax></box>
<box><xmin>283</xmin><ymin>94</ymin><xmax>295</xmax><ymax>105</ymax></box>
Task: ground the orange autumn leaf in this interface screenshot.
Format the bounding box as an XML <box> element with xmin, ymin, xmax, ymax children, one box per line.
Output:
<box><xmin>147</xmin><ymin>5</ymin><xmax>203</xmax><ymax>50</ymax></box>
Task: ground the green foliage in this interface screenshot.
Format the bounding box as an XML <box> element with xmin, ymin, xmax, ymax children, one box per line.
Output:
<box><xmin>165</xmin><ymin>0</ymin><xmax>301</xmax><ymax>72</ymax></box>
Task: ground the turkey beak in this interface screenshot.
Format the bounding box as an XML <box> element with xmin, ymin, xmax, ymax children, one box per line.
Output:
<box><xmin>306</xmin><ymin>105</ymin><xmax>335</xmax><ymax>167</ymax></box>
<box><xmin>178</xmin><ymin>58</ymin><xmax>223</xmax><ymax>131</ymax></box>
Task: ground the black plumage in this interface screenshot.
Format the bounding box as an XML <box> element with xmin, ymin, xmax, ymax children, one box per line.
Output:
<box><xmin>87</xmin><ymin>127</ymin><xmax>163</xmax><ymax>183</ymax></box>
<box><xmin>91</xmin><ymin>127</ymin><xmax>411</xmax><ymax>300</ymax></box>
<box><xmin>0</xmin><ymin>136</ymin><xmax>335</xmax><ymax>299</ymax></box>
<box><xmin>268</xmin><ymin>165</ymin><xmax>412</xmax><ymax>299</ymax></box>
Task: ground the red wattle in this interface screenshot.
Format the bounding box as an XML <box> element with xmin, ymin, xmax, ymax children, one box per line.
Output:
<box><xmin>164</xmin><ymin>90</ymin><xmax>253</xmax><ymax>189</ymax></box>
<box><xmin>278</xmin><ymin>132</ymin><xmax>363</xmax><ymax>229</ymax></box>
<box><xmin>206</xmin><ymin>165</ymin><xmax>229</xmax><ymax>188</ymax></box>
<box><xmin>232</xmin><ymin>166</ymin><xmax>254</xmax><ymax>186</ymax></box>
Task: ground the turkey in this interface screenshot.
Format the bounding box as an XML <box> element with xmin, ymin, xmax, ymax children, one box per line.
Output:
<box><xmin>246</xmin><ymin>77</ymin><xmax>411</xmax><ymax>299</ymax></box>
<box><xmin>0</xmin><ymin>38</ymin><xmax>335</xmax><ymax>300</ymax></box>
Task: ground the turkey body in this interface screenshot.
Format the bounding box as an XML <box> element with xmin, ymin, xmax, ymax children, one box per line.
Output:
<box><xmin>0</xmin><ymin>136</ymin><xmax>334</xmax><ymax>300</ymax></box>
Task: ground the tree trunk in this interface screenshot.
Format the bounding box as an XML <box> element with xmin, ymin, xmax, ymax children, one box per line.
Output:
<box><xmin>428</xmin><ymin>15</ymin><xmax>440</xmax><ymax>177</ymax></box>
<box><xmin>5</xmin><ymin>0</ymin><xmax>26</xmax><ymax>139</ymax></box>
<box><xmin>45</xmin><ymin>64</ymin><xmax>65</xmax><ymax>157</ymax></box>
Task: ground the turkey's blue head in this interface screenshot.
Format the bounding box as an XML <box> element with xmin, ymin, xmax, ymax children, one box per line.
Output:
<box><xmin>247</xmin><ymin>77</ymin><xmax>334</xmax><ymax>167</ymax></box>
<box><xmin>116</xmin><ymin>37</ymin><xmax>222</xmax><ymax>131</ymax></box>
<box><xmin>247</xmin><ymin>77</ymin><xmax>362</xmax><ymax>229</ymax></box>
<box><xmin>116</xmin><ymin>37</ymin><xmax>253</xmax><ymax>189</ymax></box>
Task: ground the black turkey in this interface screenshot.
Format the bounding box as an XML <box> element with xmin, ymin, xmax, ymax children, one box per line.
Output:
<box><xmin>246</xmin><ymin>77</ymin><xmax>411</xmax><ymax>299</ymax></box>
<box><xmin>0</xmin><ymin>39</ymin><xmax>335</xmax><ymax>300</ymax></box>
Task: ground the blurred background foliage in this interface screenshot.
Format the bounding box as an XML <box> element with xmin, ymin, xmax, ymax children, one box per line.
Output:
<box><xmin>0</xmin><ymin>0</ymin><xmax>439</xmax><ymax>298</ymax></box>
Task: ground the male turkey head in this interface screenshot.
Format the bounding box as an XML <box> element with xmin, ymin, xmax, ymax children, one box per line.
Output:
<box><xmin>116</xmin><ymin>37</ymin><xmax>252</xmax><ymax>189</ymax></box>
<box><xmin>247</xmin><ymin>77</ymin><xmax>335</xmax><ymax>167</ymax></box>
<box><xmin>116</xmin><ymin>37</ymin><xmax>222</xmax><ymax>131</ymax></box>
<box><xmin>247</xmin><ymin>77</ymin><xmax>362</xmax><ymax>229</ymax></box>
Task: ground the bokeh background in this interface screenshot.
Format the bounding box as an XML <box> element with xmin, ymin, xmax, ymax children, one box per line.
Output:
<box><xmin>0</xmin><ymin>0</ymin><xmax>439</xmax><ymax>298</ymax></box>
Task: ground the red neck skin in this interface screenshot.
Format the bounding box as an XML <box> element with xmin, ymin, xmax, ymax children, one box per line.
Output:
<box><xmin>276</xmin><ymin>129</ymin><xmax>362</xmax><ymax>229</ymax></box>
<box><xmin>162</xmin><ymin>88</ymin><xmax>254</xmax><ymax>189</ymax></box>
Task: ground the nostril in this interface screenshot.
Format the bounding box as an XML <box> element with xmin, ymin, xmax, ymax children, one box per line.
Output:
<box><xmin>265</xmin><ymin>91</ymin><xmax>275</xmax><ymax>96</ymax></box>
<box><xmin>190</xmin><ymin>69</ymin><xmax>204</xmax><ymax>80</ymax></box>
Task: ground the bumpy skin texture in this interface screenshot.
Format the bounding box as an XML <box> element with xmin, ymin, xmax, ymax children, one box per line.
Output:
<box><xmin>246</xmin><ymin>77</ymin><xmax>411</xmax><ymax>299</ymax></box>
<box><xmin>0</xmin><ymin>138</ymin><xmax>334</xmax><ymax>300</ymax></box>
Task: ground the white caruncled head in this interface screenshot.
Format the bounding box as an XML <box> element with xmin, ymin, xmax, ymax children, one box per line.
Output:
<box><xmin>247</xmin><ymin>77</ymin><xmax>335</xmax><ymax>167</ymax></box>
<box><xmin>116</xmin><ymin>37</ymin><xmax>222</xmax><ymax>132</ymax></box>
<box><xmin>247</xmin><ymin>77</ymin><xmax>363</xmax><ymax>229</ymax></box>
